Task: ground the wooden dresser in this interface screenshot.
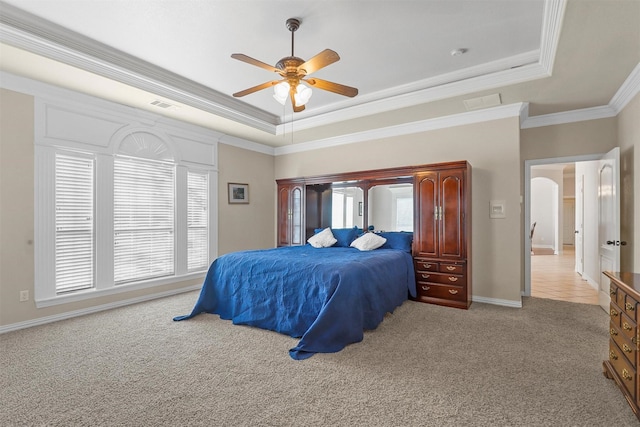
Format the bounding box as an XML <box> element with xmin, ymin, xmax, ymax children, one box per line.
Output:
<box><xmin>603</xmin><ymin>271</ymin><xmax>640</xmax><ymax>421</ymax></box>
<box><xmin>413</xmin><ymin>161</ymin><xmax>472</xmax><ymax>309</ymax></box>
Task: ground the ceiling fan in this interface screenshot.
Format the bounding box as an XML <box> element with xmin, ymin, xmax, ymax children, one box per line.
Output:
<box><xmin>231</xmin><ymin>18</ymin><xmax>358</xmax><ymax>112</ymax></box>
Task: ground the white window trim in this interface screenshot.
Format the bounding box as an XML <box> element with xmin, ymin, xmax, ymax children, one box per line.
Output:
<box><xmin>34</xmin><ymin>93</ymin><xmax>219</xmax><ymax>308</ymax></box>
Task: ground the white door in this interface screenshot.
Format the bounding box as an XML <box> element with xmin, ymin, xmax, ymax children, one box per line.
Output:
<box><xmin>598</xmin><ymin>147</ymin><xmax>621</xmax><ymax>312</ymax></box>
<box><xmin>575</xmin><ymin>175</ymin><xmax>584</xmax><ymax>275</ymax></box>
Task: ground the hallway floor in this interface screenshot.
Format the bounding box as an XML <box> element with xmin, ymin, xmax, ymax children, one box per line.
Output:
<box><xmin>531</xmin><ymin>245</ymin><xmax>599</xmax><ymax>305</ymax></box>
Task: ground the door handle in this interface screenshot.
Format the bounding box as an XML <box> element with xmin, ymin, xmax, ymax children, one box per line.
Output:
<box><xmin>606</xmin><ymin>240</ymin><xmax>628</xmax><ymax>246</ymax></box>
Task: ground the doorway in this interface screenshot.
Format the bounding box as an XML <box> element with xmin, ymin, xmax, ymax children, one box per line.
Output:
<box><xmin>524</xmin><ymin>156</ymin><xmax>602</xmax><ymax>304</ymax></box>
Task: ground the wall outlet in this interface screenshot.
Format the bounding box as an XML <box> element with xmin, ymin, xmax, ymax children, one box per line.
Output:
<box><xmin>19</xmin><ymin>290</ymin><xmax>29</xmax><ymax>302</ymax></box>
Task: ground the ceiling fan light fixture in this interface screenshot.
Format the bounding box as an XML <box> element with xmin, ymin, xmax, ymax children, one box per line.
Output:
<box><xmin>273</xmin><ymin>81</ymin><xmax>290</xmax><ymax>104</ymax></box>
<box><xmin>232</xmin><ymin>17</ymin><xmax>357</xmax><ymax>112</ymax></box>
<box><xmin>294</xmin><ymin>83</ymin><xmax>312</xmax><ymax>106</ymax></box>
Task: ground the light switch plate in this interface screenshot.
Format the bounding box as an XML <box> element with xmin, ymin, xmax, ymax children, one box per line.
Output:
<box><xmin>490</xmin><ymin>200</ymin><xmax>506</xmax><ymax>219</ymax></box>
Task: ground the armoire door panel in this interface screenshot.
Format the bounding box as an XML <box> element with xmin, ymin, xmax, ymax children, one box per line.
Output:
<box><xmin>440</xmin><ymin>172</ymin><xmax>464</xmax><ymax>259</ymax></box>
<box><xmin>416</xmin><ymin>172</ymin><xmax>438</xmax><ymax>258</ymax></box>
<box><xmin>277</xmin><ymin>183</ymin><xmax>305</xmax><ymax>247</ymax></box>
<box><xmin>291</xmin><ymin>186</ymin><xmax>303</xmax><ymax>245</ymax></box>
<box><xmin>277</xmin><ymin>187</ymin><xmax>291</xmax><ymax>246</ymax></box>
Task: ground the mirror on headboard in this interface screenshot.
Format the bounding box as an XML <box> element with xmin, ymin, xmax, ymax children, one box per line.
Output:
<box><xmin>368</xmin><ymin>183</ymin><xmax>413</xmax><ymax>232</ymax></box>
<box><xmin>331</xmin><ymin>184</ymin><xmax>364</xmax><ymax>229</ymax></box>
<box><xmin>293</xmin><ymin>168</ymin><xmax>417</xmax><ymax>241</ymax></box>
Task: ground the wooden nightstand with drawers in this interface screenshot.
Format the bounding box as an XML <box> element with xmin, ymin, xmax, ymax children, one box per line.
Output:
<box><xmin>603</xmin><ymin>271</ymin><xmax>640</xmax><ymax>421</ymax></box>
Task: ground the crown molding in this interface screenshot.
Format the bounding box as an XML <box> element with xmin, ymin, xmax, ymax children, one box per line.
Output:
<box><xmin>539</xmin><ymin>0</ymin><xmax>567</xmax><ymax>74</ymax></box>
<box><xmin>610</xmin><ymin>62</ymin><xmax>640</xmax><ymax>113</ymax></box>
<box><xmin>274</xmin><ymin>103</ymin><xmax>526</xmax><ymax>156</ymax></box>
<box><xmin>521</xmin><ymin>105</ymin><xmax>617</xmax><ymax>129</ymax></box>
<box><xmin>276</xmin><ymin>57</ymin><xmax>546</xmax><ymax>135</ymax></box>
<box><xmin>1</xmin><ymin>0</ymin><xmax>565</xmax><ymax>136</ymax></box>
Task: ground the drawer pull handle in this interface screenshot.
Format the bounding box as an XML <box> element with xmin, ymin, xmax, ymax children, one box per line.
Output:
<box><xmin>610</xmin><ymin>350</ymin><xmax>618</xmax><ymax>360</ymax></box>
<box><xmin>421</xmin><ymin>286</ymin><xmax>430</xmax><ymax>291</ymax></box>
<box><xmin>421</xmin><ymin>274</ymin><xmax>430</xmax><ymax>279</ymax></box>
<box><xmin>448</xmin><ymin>289</ymin><xmax>458</xmax><ymax>295</ymax></box>
<box><xmin>422</xmin><ymin>263</ymin><xmax>432</xmax><ymax>269</ymax></box>
<box><xmin>610</xmin><ymin>328</ymin><xmax>618</xmax><ymax>336</ymax></box>
<box><xmin>448</xmin><ymin>277</ymin><xmax>458</xmax><ymax>282</ymax></box>
<box><xmin>623</xmin><ymin>322</ymin><xmax>632</xmax><ymax>331</ymax></box>
<box><xmin>622</xmin><ymin>369</ymin><xmax>633</xmax><ymax>381</ymax></box>
<box><xmin>446</xmin><ymin>266</ymin><xmax>456</xmax><ymax>271</ymax></box>
<box><xmin>611</xmin><ymin>309</ymin><xmax>618</xmax><ymax>317</ymax></box>
<box><xmin>610</xmin><ymin>288</ymin><xmax>617</xmax><ymax>296</ymax></box>
<box><xmin>623</xmin><ymin>343</ymin><xmax>633</xmax><ymax>353</ymax></box>
<box><xmin>626</xmin><ymin>302</ymin><xmax>635</xmax><ymax>311</ymax></box>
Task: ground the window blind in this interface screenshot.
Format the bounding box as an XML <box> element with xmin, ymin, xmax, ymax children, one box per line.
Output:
<box><xmin>55</xmin><ymin>153</ymin><xmax>94</xmax><ymax>293</ymax></box>
<box><xmin>114</xmin><ymin>156</ymin><xmax>174</xmax><ymax>284</ymax></box>
<box><xmin>187</xmin><ymin>171</ymin><xmax>208</xmax><ymax>271</ymax></box>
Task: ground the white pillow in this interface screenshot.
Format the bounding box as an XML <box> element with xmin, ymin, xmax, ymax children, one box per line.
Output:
<box><xmin>307</xmin><ymin>227</ymin><xmax>337</xmax><ymax>248</ymax></box>
<box><xmin>350</xmin><ymin>232</ymin><xmax>387</xmax><ymax>251</ymax></box>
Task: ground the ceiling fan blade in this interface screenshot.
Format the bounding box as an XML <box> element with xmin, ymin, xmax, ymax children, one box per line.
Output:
<box><xmin>231</xmin><ymin>53</ymin><xmax>281</xmax><ymax>73</ymax></box>
<box><xmin>304</xmin><ymin>78</ymin><xmax>358</xmax><ymax>97</ymax></box>
<box><xmin>233</xmin><ymin>80</ymin><xmax>280</xmax><ymax>97</ymax></box>
<box><xmin>298</xmin><ymin>49</ymin><xmax>340</xmax><ymax>75</ymax></box>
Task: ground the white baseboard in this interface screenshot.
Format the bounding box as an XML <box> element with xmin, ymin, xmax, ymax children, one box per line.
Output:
<box><xmin>581</xmin><ymin>273</ymin><xmax>599</xmax><ymax>291</ymax></box>
<box><xmin>472</xmin><ymin>295</ymin><xmax>523</xmax><ymax>308</ymax></box>
<box><xmin>0</xmin><ymin>285</ymin><xmax>201</xmax><ymax>334</ymax></box>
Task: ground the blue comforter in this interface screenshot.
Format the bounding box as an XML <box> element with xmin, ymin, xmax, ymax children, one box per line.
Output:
<box><xmin>174</xmin><ymin>245</ymin><xmax>416</xmax><ymax>360</ymax></box>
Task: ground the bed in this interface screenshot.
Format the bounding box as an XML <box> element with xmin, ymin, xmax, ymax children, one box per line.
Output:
<box><xmin>173</xmin><ymin>229</ymin><xmax>416</xmax><ymax>360</ymax></box>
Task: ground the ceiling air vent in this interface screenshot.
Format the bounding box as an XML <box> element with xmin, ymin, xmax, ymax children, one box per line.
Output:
<box><xmin>150</xmin><ymin>100</ymin><xmax>173</xmax><ymax>109</ymax></box>
<box><xmin>463</xmin><ymin>93</ymin><xmax>501</xmax><ymax>111</ymax></box>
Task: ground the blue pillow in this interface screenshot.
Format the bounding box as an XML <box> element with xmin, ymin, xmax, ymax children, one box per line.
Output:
<box><xmin>314</xmin><ymin>227</ymin><xmax>359</xmax><ymax>247</ymax></box>
<box><xmin>378</xmin><ymin>232</ymin><xmax>413</xmax><ymax>252</ymax></box>
<box><xmin>331</xmin><ymin>227</ymin><xmax>359</xmax><ymax>247</ymax></box>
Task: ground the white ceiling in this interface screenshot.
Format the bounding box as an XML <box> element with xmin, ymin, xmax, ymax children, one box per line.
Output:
<box><xmin>1</xmin><ymin>0</ymin><xmax>639</xmax><ymax>148</ymax></box>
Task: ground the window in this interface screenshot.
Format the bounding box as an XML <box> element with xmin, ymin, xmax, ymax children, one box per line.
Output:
<box><xmin>55</xmin><ymin>153</ymin><xmax>94</xmax><ymax>293</ymax></box>
<box><xmin>187</xmin><ymin>171</ymin><xmax>208</xmax><ymax>272</ymax></box>
<box><xmin>34</xmin><ymin>99</ymin><xmax>218</xmax><ymax>308</ymax></box>
<box><xmin>395</xmin><ymin>196</ymin><xmax>413</xmax><ymax>231</ymax></box>
<box><xmin>114</xmin><ymin>156</ymin><xmax>175</xmax><ymax>284</ymax></box>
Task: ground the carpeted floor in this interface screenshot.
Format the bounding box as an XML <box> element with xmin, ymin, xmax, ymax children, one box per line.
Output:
<box><xmin>1</xmin><ymin>292</ymin><xmax>638</xmax><ymax>426</ymax></box>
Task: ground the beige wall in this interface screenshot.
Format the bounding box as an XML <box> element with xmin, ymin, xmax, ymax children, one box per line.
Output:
<box><xmin>276</xmin><ymin>117</ymin><xmax>524</xmax><ymax>304</ymax></box>
<box><xmin>217</xmin><ymin>143</ymin><xmax>275</xmax><ymax>255</ymax></box>
<box><xmin>618</xmin><ymin>93</ymin><xmax>639</xmax><ymax>272</ymax></box>
<box><xmin>520</xmin><ymin>118</ymin><xmax>618</xmax><ymax>161</ymax></box>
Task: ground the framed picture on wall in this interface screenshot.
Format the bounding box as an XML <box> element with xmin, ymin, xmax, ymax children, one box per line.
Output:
<box><xmin>228</xmin><ymin>183</ymin><xmax>249</xmax><ymax>204</ymax></box>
